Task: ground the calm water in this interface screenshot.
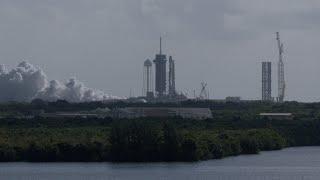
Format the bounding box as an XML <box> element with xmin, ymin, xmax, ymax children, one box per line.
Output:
<box><xmin>1</xmin><ymin>147</ymin><xmax>320</xmax><ymax>180</ymax></box>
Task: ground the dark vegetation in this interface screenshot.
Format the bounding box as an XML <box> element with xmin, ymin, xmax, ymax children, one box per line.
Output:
<box><xmin>0</xmin><ymin>100</ymin><xmax>319</xmax><ymax>162</ymax></box>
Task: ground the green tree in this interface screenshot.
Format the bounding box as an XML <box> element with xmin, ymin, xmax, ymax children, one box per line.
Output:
<box><xmin>162</xmin><ymin>121</ymin><xmax>180</xmax><ymax>161</ymax></box>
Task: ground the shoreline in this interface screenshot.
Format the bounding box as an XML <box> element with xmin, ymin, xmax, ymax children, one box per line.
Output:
<box><xmin>0</xmin><ymin>146</ymin><xmax>319</xmax><ymax>163</ymax></box>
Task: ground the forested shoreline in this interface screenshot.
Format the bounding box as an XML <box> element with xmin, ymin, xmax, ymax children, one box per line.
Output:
<box><xmin>0</xmin><ymin>100</ymin><xmax>320</xmax><ymax>162</ymax></box>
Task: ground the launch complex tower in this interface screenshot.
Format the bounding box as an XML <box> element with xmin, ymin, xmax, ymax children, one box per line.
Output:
<box><xmin>142</xmin><ymin>37</ymin><xmax>185</xmax><ymax>102</ymax></box>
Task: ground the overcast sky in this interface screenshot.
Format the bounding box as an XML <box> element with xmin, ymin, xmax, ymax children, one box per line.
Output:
<box><xmin>0</xmin><ymin>0</ymin><xmax>319</xmax><ymax>102</ymax></box>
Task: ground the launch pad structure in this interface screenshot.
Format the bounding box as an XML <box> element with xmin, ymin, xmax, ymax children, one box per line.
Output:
<box><xmin>142</xmin><ymin>37</ymin><xmax>187</xmax><ymax>102</ymax></box>
<box><xmin>262</xmin><ymin>61</ymin><xmax>272</xmax><ymax>101</ymax></box>
<box><xmin>260</xmin><ymin>32</ymin><xmax>286</xmax><ymax>103</ymax></box>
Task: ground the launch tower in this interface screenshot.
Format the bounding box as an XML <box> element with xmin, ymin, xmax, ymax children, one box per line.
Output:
<box><xmin>153</xmin><ymin>37</ymin><xmax>167</xmax><ymax>97</ymax></box>
<box><xmin>143</xmin><ymin>59</ymin><xmax>154</xmax><ymax>99</ymax></box>
<box><xmin>262</xmin><ymin>61</ymin><xmax>272</xmax><ymax>101</ymax></box>
<box><xmin>168</xmin><ymin>56</ymin><xmax>176</xmax><ymax>97</ymax></box>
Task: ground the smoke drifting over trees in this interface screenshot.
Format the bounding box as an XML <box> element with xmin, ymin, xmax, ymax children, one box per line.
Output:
<box><xmin>0</xmin><ymin>62</ymin><xmax>116</xmax><ymax>102</ymax></box>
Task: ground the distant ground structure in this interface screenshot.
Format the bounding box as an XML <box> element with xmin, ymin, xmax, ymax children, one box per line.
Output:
<box><xmin>225</xmin><ymin>96</ymin><xmax>241</xmax><ymax>103</ymax></box>
<box><xmin>39</xmin><ymin>107</ymin><xmax>212</xmax><ymax>120</ymax></box>
<box><xmin>41</xmin><ymin>112</ymin><xmax>105</xmax><ymax>119</ymax></box>
<box><xmin>259</xmin><ymin>113</ymin><xmax>293</xmax><ymax>120</ymax></box>
<box><xmin>112</xmin><ymin>107</ymin><xmax>212</xmax><ymax>120</ymax></box>
<box><xmin>196</xmin><ymin>82</ymin><xmax>209</xmax><ymax>100</ymax></box>
<box><xmin>40</xmin><ymin>108</ymin><xmax>111</xmax><ymax>119</ymax></box>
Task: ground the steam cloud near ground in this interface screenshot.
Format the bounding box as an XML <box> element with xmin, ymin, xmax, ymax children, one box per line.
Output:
<box><xmin>0</xmin><ymin>62</ymin><xmax>117</xmax><ymax>102</ymax></box>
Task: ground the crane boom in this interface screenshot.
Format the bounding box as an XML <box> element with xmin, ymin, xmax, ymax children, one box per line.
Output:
<box><xmin>276</xmin><ymin>32</ymin><xmax>285</xmax><ymax>102</ymax></box>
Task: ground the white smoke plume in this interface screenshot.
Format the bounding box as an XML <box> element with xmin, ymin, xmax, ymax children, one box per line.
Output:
<box><xmin>0</xmin><ymin>61</ymin><xmax>117</xmax><ymax>102</ymax></box>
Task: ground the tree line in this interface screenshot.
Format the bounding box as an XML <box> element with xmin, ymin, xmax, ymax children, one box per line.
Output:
<box><xmin>0</xmin><ymin>118</ymin><xmax>288</xmax><ymax>162</ymax></box>
<box><xmin>0</xmin><ymin>100</ymin><xmax>319</xmax><ymax>162</ymax></box>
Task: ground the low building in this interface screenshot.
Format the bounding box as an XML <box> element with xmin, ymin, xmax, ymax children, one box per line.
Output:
<box><xmin>40</xmin><ymin>112</ymin><xmax>106</xmax><ymax>119</ymax></box>
<box><xmin>39</xmin><ymin>107</ymin><xmax>213</xmax><ymax>120</ymax></box>
<box><xmin>225</xmin><ymin>96</ymin><xmax>241</xmax><ymax>103</ymax></box>
<box><xmin>259</xmin><ymin>113</ymin><xmax>293</xmax><ymax>120</ymax></box>
<box><xmin>40</xmin><ymin>108</ymin><xmax>111</xmax><ymax>119</ymax></box>
<box><xmin>111</xmin><ymin>107</ymin><xmax>212</xmax><ymax>120</ymax></box>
